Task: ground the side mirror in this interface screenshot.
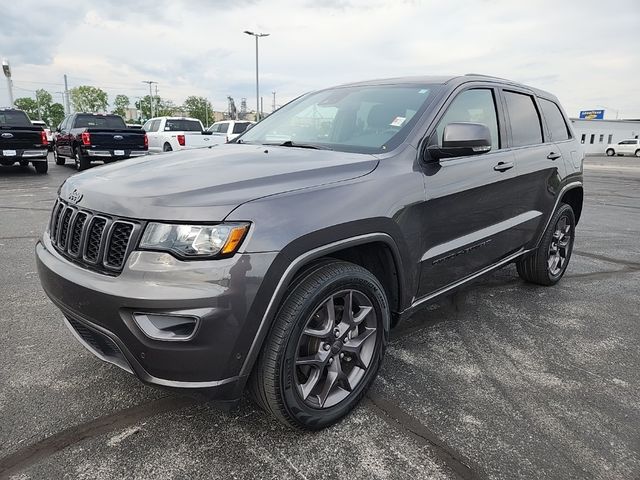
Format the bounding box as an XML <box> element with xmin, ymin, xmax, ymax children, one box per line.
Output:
<box><xmin>428</xmin><ymin>122</ymin><xmax>492</xmax><ymax>160</ymax></box>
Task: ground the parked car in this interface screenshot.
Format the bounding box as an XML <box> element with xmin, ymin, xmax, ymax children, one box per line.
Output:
<box><xmin>142</xmin><ymin>116</ymin><xmax>217</xmax><ymax>153</ymax></box>
<box><xmin>37</xmin><ymin>74</ymin><xmax>584</xmax><ymax>430</ymax></box>
<box><xmin>0</xmin><ymin>108</ymin><xmax>49</xmax><ymax>173</ymax></box>
<box><xmin>53</xmin><ymin>113</ymin><xmax>148</xmax><ymax>170</ymax></box>
<box><xmin>207</xmin><ymin>120</ymin><xmax>255</xmax><ymax>142</ymax></box>
<box><xmin>32</xmin><ymin>120</ymin><xmax>53</xmax><ymax>150</ymax></box>
<box><xmin>605</xmin><ymin>139</ymin><xmax>640</xmax><ymax>157</ymax></box>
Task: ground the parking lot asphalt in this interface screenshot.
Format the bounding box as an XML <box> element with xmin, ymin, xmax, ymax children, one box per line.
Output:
<box><xmin>0</xmin><ymin>155</ymin><xmax>638</xmax><ymax>480</ymax></box>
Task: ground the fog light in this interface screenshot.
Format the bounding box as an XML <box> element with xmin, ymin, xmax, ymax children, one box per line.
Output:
<box><xmin>133</xmin><ymin>313</ymin><xmax>199</xmax><ymax>341</ymax></box>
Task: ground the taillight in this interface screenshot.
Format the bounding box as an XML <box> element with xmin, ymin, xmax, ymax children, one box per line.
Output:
<box><xmin>40</xmin><ymin>130</ymin><xmax>48</xmax><ymax>146</ymax></box>
<box><xmin>81</xmin><ymin>132</ymin><xmax>91</xmax><ymax>146</ymax></box>
<box><xmin>144</xmin><ymin>133</ymin><xmax>148</xmax><ymax>149</ymax></box>
<box><xmin>177</xmin><ymin>134</ymin><xmax>185</xmax><ymax>146</ymax></box>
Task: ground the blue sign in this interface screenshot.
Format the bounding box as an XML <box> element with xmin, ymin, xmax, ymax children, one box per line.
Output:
<box><xmin>579</xmin><ymin>110</ymin><xmax>604</xmax><ymax>120</ymax></box>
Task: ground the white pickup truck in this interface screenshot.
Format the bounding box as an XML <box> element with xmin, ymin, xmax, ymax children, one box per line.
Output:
<box><xmin>142</xmin><ymin>116</ymin><xmax>218</xmax><ymax>153</ymax></box>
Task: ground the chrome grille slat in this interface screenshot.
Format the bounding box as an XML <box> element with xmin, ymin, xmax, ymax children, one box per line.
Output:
<box><xmin>48</xmin><ymin>199</ymin><xmax>139</xmax><ymax>275</ymax></box>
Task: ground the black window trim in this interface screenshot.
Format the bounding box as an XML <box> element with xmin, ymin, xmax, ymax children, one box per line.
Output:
<box><xmin>498</xmin><ymin>87</ymin><xmax>546</xmax><ymax>149</ymax></box>
<box><xmin>421</xmin><ymin>82</ymin><xmax>507</xmax><ymax>163</ymax></box>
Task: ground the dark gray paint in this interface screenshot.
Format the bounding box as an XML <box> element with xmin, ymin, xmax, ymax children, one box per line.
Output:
<box><xmin>36</xmin><ymin>74</ymin><xmax>584</xmax><ymax>400</ymax></box>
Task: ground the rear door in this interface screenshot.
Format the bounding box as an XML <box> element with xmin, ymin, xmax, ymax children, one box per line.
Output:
<box><xmin>417</xmin><ymin>85</ymin><xmax>522</xmax><ymax>296</ymax></box>
<box><xmin>501</xmin><ymin>89</ymin><xmax>561</xmax><ymax>248</ymax></box>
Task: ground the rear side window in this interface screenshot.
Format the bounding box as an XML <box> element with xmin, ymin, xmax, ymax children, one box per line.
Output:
<box><xmin>75</xmin><ymin>115</ymin><xmax>127</xmax><ymax>129</ymax></box>
<box><xmin>233</xmin><ymin>122</ymin><xmax>250</xmax><ymax>134</ymax></box>
<box><xmin>504</xmin><ymin>91</ymin><xmax>543</xmax><ymax>147</ymax></box>
<box><xmin>539</xmin><ymin>98</ymin><xmax>570</xmax><ymax>141</ymax></box>
<box><xmin>435</xmin><ymin>89</ymin><xmax>500</xmax><ymax>149</ymax></box>
<box><xmin>0</xmin><ymin>110</ymin><xmax>32</xmax><ymax>127</ymax></box>
<box><xmin>164</xmin><ymin>119</ymin><xmax>202</xmax><ymax>132</ymax></box>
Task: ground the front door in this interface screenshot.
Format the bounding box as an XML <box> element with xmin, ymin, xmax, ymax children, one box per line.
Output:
<box><xmin>416</xmin><ymin>87</ymin><xmax>522</xmax><ymax>297</ymax></box>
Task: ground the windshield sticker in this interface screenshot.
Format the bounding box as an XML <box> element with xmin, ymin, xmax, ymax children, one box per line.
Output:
<box><xmin>418</xmin><ymin>89</ymin><xmax>429</xmax><ymax>94</ymax></box>
<box><xmin>390</xmin><ymin>116</ymin><xmax>406</xmax><ymax>127</ymax></box>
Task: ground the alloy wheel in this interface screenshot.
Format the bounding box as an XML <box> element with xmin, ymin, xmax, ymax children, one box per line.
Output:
<box><xmin>548</xmin><ymin>215</ymin><xmax>572</xmax><ymax>276</ymax></box>
<box><xmin>294</xmin><ymin>289</ymin><xmax>377</xmax><ymax>409</ymax></box>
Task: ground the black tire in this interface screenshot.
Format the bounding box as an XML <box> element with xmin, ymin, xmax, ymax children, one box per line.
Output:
<box><xmin>516</xmin><ymin>203</ymin><xmax>575</xmax><ymax>286</ymax></box>
<box><xmin>606</xmin><ymin>148</ymin><xmax>615</xmax><ymax>157</ymax></box>
<box><xmin>75</xmin><ymin>147</ymin><xmax>90</xmax><ymax>171</ymax></box>
<box><xmin>34</xmin><ymin>161</ymin><xmax>48</xmax><ymax>174</ymax></box>
<box><xmin>54</xmin><ymin>146</ymin><xmax>65</xmax><ymax>165</ymax></box>
<box><xmin>163</xmin><ymin>143</ymin><xmax>172</xmax><ymax>152</ymax></box>
<box><xmin>635</xmin><ymin>150</ymin><xmax>640</xmax><ymax>158</ymax></box>
<box><xmin>19</xmin><ymin>160</ymin><xmax>29</xmax><ymax>168</ymax></box>
<box><xmin>250</xmin><ymin>260</ymin><xmax>389</xmax><ymax>430</ymax></box>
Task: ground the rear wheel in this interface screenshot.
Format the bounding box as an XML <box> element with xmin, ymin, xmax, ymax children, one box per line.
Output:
<box><xmin>606</xmin><ymin>148</ymin><xmax>615</xmax><ymax>156</ymax></box>
<box><xmin>635</xmin><ymin>150</ymin><xmax>640</xmax><ymax>158</ymax></box>
<box><xmin>74</xmin><ymin>147</ymin><xmax>90</xmax><ymax>171</ymax></box>
<box><xmin>19</xmin><ymin>160</ymin><xmax>29</xmax><ymax>168</ymax></box>
<box><xmin>250</xmin><ymin>260</ymin><xmax>389</xmax><ymax>430</ymax></box>
<box><xmin>163</xmin><ymin>143</ymin><xmax>172</xmax><ymax>152</ymax></box>
<box><xmin>516</xmin><ymin>203</ymin><xmax>575</xmax><ymax>286</ymax></box>
<box><xmin>34</xmin><ymin>161</ymin><xmax>48</xmax><ymax>174</ymax></box>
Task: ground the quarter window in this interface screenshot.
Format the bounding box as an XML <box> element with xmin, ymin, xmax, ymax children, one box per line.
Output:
<box><xmin>539</xmin><ymin>98</ymin><xmax>570</xmax><ymax>141</ymax></box>
<box><xmin>435</xmin><ymin>89</ymin><xmax>500</xmax><ymax>149</ymax></box>
<box><xmin>504</xmin><ymin>91</ymin><xmax>543</xmax><ymax>147</ymax></box>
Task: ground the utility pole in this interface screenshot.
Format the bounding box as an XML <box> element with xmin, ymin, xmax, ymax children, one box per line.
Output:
<box><xmin>205</xmin><ymin>100</ymin><xmax>209</xmax><ymax>127</ymax></box>
<box><xmin>244</xmin><ymin>31</ymin><xmax>269</xmax><ymax>121</ymax></box>
<box><xmin>63</xmin><ymin>74</ymin><xmax>71</xmax><ymax>114</ymax></box>
<box><xmin>2</xmin><ymin>59</ymin><xmax>15</xmax><ymax>106</ymax></box>
<box><xmin>142</xmin><ymin>80</ymin><xmax>157</xmax><ymax>118</ymax></box>
<box><xmin>260</xmin><ymin>97</ymin><xmax>263</xmax><ymax>118</ymax></box>
<box><xmin>272</xmin><ymin>91</ymin><xmax>276</xmax><ymax>112</ymax></box>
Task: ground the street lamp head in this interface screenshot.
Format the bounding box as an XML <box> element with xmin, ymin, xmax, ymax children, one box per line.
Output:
<box><xmin>244</xmin><ymin>30</ymin><xmax>254</xmax><ymax>35</ymax></box>
<box><xmin>2</xmin><ymin>59</ymin><xmax>11</xmax><ymax>79</ymax></box>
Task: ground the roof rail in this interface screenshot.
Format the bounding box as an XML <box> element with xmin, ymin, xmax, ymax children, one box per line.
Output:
<box><xmin>464</xmin><ymin>73</ymin><xmax>510</xmax><ymax>81</ymax></box>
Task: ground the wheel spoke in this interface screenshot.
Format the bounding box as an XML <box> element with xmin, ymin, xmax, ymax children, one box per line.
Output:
<box><xmin>299</xmin><ymin>367</ymin><xmax>321</xmax><ymax>400</ymax></box>
<box><xmin>303</xmin><ymin>296</ymin><xmax>336</xmax><ymax>338</ymax></box>
<box><xmin>352</xmin><ymin>305</ymin><xmax>373</xmax><ymax>326</ymax></box>
<box><xmin>295</xmin><ymin>350</ymin><xmax>330</xmax><ymax>368</ymax></box>
<box><xmin>342</xmin><ymin>327</ymin><xmax>376</xmax><ymax>369</ymax></box>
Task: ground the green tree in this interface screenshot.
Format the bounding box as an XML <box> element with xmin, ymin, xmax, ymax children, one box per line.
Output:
<box><xmin>112</xmin><ymin>94</ymin><xmax>130</xmax><ymax>117</ymax></box>
<box><xmin>48</xmin><ymin>103</ymin><xmax>65</xmax><ymax>128</ymax></box>
<box><xmin>14</xmin><ymin>97</ymin><xmax>40</xmax><ymax>120</ymax></box>
<box><xmin>70</xmin><ymin>85</ymin><xmax>108</xmax><ymax>113</ymax></box>
<box><xmin>135</xmin><ymin>95</ymin><xmax>177</xmax><ymax>120</ymax></box>
<box><xmin>182</xmin><ymin>96</ymin><xmax>213</xmax><ymax>126</ymax></box>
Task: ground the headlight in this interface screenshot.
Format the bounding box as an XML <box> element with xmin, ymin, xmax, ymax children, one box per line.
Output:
<box><xmin>139</xmin><ymin>222</ymin><xmax>249</xmax><ymax>259</ymax></box>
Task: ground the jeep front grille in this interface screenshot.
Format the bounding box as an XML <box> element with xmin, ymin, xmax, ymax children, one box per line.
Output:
<box><xmin>49</xmin><ymin>199</ymin><xmax>143</xmax><ymax>275</ymax></box>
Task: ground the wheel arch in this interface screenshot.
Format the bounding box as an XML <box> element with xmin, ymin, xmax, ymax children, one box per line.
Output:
<box><xmin>560</xmin><ymin>185</ymin><xmax>584</xmax><ymax>225</ymax></box>
<box><xmin>237</xmin><ymin>230</ymin><xmax>408</xmax><ymax>382</ymax></box>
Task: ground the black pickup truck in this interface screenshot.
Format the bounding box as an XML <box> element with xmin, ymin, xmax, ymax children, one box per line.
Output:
<box><xmin>0</xmin><ymin>108</ymin><xmax>49</xmax><ymax>173</ymax></box>
<box><xmin>53</xmin><ymin>113</ymin><xmax>148</xmax><ymax>170</ymax></box>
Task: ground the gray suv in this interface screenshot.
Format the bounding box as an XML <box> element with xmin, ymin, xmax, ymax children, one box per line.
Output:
<box><xmin>36</xmin><ymin>75</ymin><xmax>584</xmax><ymax>430</ymax></box>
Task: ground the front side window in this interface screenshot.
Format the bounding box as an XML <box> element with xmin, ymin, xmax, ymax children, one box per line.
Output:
<box><xmin>239</xmin><ymin>84</ymin><xmax>441</xmax><ymax>154</ymax></box>
<box><xmin>539</xmin><ymin>98</ymin><xmax>570</xmax><ymax>142</ymax></box>
<box><xmin>504</xmin><ymin>91</ymin><xmax>543</xmax><ymax>147</ymax></box>
<box><xmin>435</xmin><ymin>88</ymin><xmax>500</xmax><ymax>149</ymax></box>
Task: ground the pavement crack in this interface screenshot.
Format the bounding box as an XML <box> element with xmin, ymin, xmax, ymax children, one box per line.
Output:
<box><xmin>573</xmin><ymin>250</ymin><xmax>640</xmax><ymax>269</ymax></box>
<box><xmin>365</xmin><ymin>393</ymin><xmax>486</xmax><ymax>480</ymax></box>
<box><xmin>0</xmin><ymin>395</ymin><xmax>201</xmax><ymax>478</ymax></box>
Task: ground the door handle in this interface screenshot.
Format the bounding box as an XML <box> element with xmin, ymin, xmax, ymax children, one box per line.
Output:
<box><xmin>547</xmin><ymin>152</ymin><xmax>562</xmax><ymax>160</ymax></box>
<box><xmin>493</xmin><ymin>161</ymin><xmax>514</xmax><ymax>172</ymax></box>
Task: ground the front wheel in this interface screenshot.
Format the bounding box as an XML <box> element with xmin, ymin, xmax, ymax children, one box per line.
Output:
<box><xmin>606</xmin><ymin>148</ymin><xmax>615</xmax><ymax>157</ymax></box>
<box><xmin>516</xmin><ymin>203</ymin><xmax>575</xmax><ymax>286</ymax></box>
<box><xmin>250</xmin><ymin>260</ymin><xmax>389</xmax><ymax>430</ymax></box>
<box><xmin>635</xmin><ymin>150</ymin><xmax>640</xmax><ymax>158</ymax></box>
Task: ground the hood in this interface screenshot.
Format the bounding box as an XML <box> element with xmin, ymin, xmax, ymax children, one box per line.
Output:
<box><xmin>60</xmin><ymin>144</ymin><xmax>378</xmax><ymax>221</ymax></box>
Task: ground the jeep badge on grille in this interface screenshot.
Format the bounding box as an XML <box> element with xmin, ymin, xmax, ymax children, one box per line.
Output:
<box><xmin>68</xmin><ymin>189</ymin><xmax>83</xmax><ymax>204</ymax></box>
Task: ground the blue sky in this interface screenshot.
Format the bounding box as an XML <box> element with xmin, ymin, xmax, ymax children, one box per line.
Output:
<box><xmin>1</xmin><ymin>0</ymin><xmax>639</xmax><ymax>118</ymax></box>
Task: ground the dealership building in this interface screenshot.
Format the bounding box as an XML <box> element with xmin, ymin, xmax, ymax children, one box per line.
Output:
<box><xmin>570</xmin><ymin>117</ymin><xmax>640</xmax><ymax>155</ymax></box>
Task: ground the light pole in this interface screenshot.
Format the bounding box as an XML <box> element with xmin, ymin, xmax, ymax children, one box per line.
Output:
<box><xmin>244</xmin><ymin>30</ymin><xmax>269</xmax><ymax>121</ymax></box>
<box><xmin>142</xmin><ymin>80</ymin><xmax>157</xmax><ymax>118</ymax></box>
<box><xmin>2</xmin><ymin>59</ymin><xmax>15</xmax><ymax>106</ymax></box>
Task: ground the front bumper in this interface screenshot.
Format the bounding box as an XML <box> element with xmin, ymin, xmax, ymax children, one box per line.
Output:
<box><xmin>36</xmin><ymin>235</ymin><xmax>277</xmax><ymax>399</ymax></box>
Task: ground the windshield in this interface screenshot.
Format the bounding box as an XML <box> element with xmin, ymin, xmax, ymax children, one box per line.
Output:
<box><xmin>165</xmin><ymin>119</ymin><xmax>202</xmax><ymax>132</ymax></box>
<box><xmin>238</xmin><ymin>84</ymin><xmax>440</xmax><ymax>153</ymax></box>
<box><xmin>75</xmin><ymin>114</ymin><xmax>127</xmax><ymax>129</ymax></box>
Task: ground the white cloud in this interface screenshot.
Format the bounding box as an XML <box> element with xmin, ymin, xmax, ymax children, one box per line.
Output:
<box><xmin>1</xmin><ymin>0</ymin><xmax>639</xmax><ymax>117</ymax></box>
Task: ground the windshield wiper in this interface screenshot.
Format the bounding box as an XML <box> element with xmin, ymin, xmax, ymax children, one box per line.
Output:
<box><xmin>263</xmin><ymin>140</ymin><xmax>331</xmax><ymax>150</ymax></box>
